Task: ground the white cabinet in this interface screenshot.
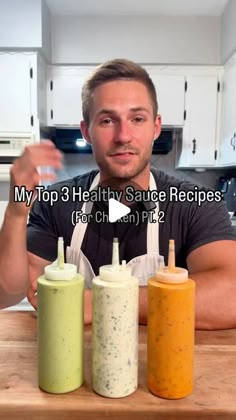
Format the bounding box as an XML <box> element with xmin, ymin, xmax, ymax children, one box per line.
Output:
<box><xmin>47</xmin><ymin>66</ymin><xmax>95</xmax><ymax>126</ymax></box>
<box><xmin>220</xmin><ymin>59</ymin><xmax>236</xmax><ymax>166</ymax></box>
<box><xmin>0</xmin><ymin>53</ymin><xmax>38</xmax><ymax>133</ymax></box>
<box><xmin>144</xmin><ymin>67</ymin><xmax>185</xmax><ymax>126</ymax></box>
<box><xmin>48</xmin><ymin>66</ymin><xmax>185</xmax><ymax>127</ymax></box>
<box><xmin>176</xmin><ymin>76</ymin><xmax>219</xmax><ymax>168</ymax></box>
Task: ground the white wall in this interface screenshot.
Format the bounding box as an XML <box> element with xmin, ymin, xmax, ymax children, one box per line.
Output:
<box><xmin>41</xmin><ymin>0</ymin><xmax>51</xmax><ymax>62</ymax></box>
<box><xmin>221</xmin><ymin>0</ymin><xmax>236</xmax><ymax>64</ymax></box>
<box><xmin>51</xmin><ymin>15</ymin><xmax>221</xmax><ymax>65</ymax></box>
<box><xmin>37</xmin><ymin>54</ymin><xmax>48</xmax><ymax>125</ymax></box>
<box><xmin>0</xmin><ymin>0</ymin><xmax>42</xmax><ymax>48</ymax></box>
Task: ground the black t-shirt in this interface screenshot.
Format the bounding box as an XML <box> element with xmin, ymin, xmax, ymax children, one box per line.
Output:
<box><xmin>27</xmin><ymin>168</ymin><xmax>236</xmax><ymax>276</ymax></box>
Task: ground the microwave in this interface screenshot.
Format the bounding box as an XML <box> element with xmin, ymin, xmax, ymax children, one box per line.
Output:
<box><xmin>0</xmin><ymin>132</ymin><xmax>35</xmax><ymax>157</ymax></box>
<box><xmin>0</xmin><ymin>133</ymin><xmax>35</xmax><ymax>180</ymax></box>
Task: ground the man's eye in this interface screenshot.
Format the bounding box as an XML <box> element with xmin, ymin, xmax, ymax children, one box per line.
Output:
<box><xmin>101</xmin><ymin>118</ymin><xmax>113</xmax><ymax>125</ymax></box>
<box><xmin>133</xmin><ymin>116</ymin><xmax>145</xmax><ymax>123</ymax></box>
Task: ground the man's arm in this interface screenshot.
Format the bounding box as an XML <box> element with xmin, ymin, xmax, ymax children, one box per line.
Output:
<box><xmin>0</xmin><ymin>141</ymin><xmax>62</xmax><ymax>309</ymax></box>
<box><xmin>0</xmin><ymin>208</ymin><xmax>50</xmax><ymax>310</ymax></box>
<box><xmin>26</xmin><ymin>252</ymin><xmax>50</xmax><ymax>309</ymax></box>
<box><xmin>0</xmin><ymin>207</ymin><xmax>29</xmax><ymax>309</ymax></box>
<box><xmin>139</xmin><ymin>287</ymin><xmax>148</xmax><ymax>325</ymax></box>
<box><xmin>187</xmin><ymin>240</ymin><xmax>236</xmax><ymax>330</ymax></box>
<box><xmin>138</xmin><ymin>240</ymin><xmax>236</xmax><ymax>329</ymax></box>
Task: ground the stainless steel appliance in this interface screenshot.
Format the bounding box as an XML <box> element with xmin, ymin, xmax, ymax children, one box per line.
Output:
<box><xmin>41</xmin><ymin>127</ymin><xmax>174</xmax><ymax>155</ymax></box>
<box><xmin>217</xmin><ymin>177</ymin><xmax>236</xmax><ymax>213</ymax></box>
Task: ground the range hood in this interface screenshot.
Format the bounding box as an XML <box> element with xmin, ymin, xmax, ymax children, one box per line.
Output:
<box><xmin>41</xmin><ymin>127</ymin><xmax>174</xmax><ymax>154</ymax></box>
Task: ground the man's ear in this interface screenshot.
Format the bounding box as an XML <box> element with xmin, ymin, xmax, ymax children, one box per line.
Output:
<box><xmin>80</xmin><ymin>120</ymin><xmax>92</xmax><ymax>145</ymax></box>
<box><xmin>154</xmin><ymin>114</ymin><xmax>162</xmax><ymax>140</ymax></box>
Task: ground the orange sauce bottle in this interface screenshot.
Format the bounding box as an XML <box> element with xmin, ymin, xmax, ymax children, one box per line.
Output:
<box><xmin>147</xmin><ymin>240</ymin><xmax>195</xmax><ymax>399</ymax></box>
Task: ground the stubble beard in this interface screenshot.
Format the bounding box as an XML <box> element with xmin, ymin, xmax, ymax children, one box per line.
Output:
<box><xmin>98</xmin><ymin>153</ymin><xmax>151</xmax><ymax>183</ymax></box>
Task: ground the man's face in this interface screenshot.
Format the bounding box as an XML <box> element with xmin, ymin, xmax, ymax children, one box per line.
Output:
<box><xmin>81</xmin><ymin>80</ymin><xmax>161</xmax><ymax>181</ymax></box>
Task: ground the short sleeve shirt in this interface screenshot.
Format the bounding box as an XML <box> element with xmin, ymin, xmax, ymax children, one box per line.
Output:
<box><xmin>27</xmin><ymin>168</ymin><xmax>236</xmax><ymax>275</ymax></box>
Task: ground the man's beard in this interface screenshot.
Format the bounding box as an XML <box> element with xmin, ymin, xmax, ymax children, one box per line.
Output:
<box><xmin>98</xmin><ymin>154</ymin><xmax>150</xmax><ymax>181</ymax></box>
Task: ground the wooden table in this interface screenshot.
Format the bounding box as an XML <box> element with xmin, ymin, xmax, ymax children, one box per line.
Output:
<box><xmin>0</xmin><ymin>311</ymin><xmax>236</xmax><ymax>420</ymax></box>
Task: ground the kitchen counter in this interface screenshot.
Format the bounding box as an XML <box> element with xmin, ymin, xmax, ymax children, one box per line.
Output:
<box><xmin>0</xmin><ymin>311</ymin><xmax>236</xmax><ymax>420</ymax></box>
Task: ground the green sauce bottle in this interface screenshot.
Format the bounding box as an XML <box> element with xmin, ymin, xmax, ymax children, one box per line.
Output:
<box><xmin>37</xmin><ymin>237</ymin><xmax>84</xmax><ymax>393</ymax></box>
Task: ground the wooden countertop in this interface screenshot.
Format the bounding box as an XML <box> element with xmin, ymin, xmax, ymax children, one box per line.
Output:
<box><xmin>0</xmin><ymin>311</ymin><xmax>236</xmax><ymax>420</ymax></box>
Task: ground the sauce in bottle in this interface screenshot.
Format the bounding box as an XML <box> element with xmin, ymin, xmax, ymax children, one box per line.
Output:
<box><xmin>37</xmin><ymin>237</ymin><xmax>84</xmax><ymax>393</ymax></box>
<box><xmin>147</xmin><ymin>239</ymin><xmax>195</xmax><ymax>399</ymax></box>
<box><xmin>92</xmin><ymin>238</ymin><xmax>139</xmax><ymax>398</ymax></box>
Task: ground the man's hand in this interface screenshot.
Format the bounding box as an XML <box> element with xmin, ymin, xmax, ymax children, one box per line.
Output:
<box><xmin>27</xmin><ymin>278</ymin><xmax>37</xmax><ymax>310</ymax></box>
<box><xmin>9</xmin><ymin>140</ymin><xmax>63</xmax><ymax>218</ymax></box>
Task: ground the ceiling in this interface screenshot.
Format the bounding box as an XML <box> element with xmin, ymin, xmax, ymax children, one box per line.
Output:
<box><xmin>45</xmin><ymin>0</ymin><xmax>230</xmax><ymax>16</ymax></box>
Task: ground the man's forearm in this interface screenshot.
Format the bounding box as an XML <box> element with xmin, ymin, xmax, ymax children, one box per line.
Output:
<box><xmin>138</xmin><ymin>269</ymin><xmax>236</xmax><ymax>330</ymax></box>
<box><xmin>139</xmin><ymin>286</ymin><xmax>148</xmax><ymax>325</ymax></box>
<box><xmin>191</xmin><ymin>268</ymin><xmax>236</xmax><ymax>330</ymax></box>
<box><xmin>0</xmin><ymin>205</ymin><xmax>29</xmax><ymax>299</ymax></box>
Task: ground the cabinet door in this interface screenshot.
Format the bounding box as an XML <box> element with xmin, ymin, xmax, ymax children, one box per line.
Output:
<box><xmin>48</xmin><ymin>66</ymin><xmax>95</xmax><ymax>126</ymax></box>
<box><xmin>152</xmin><ymin>75</ymin><xmax>185</xmax><ymax>126</ymax></box>
<box><xmin>220</xmin><ymin>63</ymin><xmax>236</xmax><ymax>166</ymax></box>
<box><xmin>144</xmin><ymin>67</ymin><xmax>185</xmax><ymax>126</ymax></box>
<box><xmin>178</xmin><ymin>76</ymin><xmax>218</xmax><ymax>167</ymax></box>
<box><xmin>0</xmin><ymin>54</ymin><xmax>32</xmax><ymax>133</ymax></box>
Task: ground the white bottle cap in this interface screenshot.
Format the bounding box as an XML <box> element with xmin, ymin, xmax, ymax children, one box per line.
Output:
<box><xmin>44</xmin><ymin>237</ymin><xmax>77</xmax><ymax>281</ymax></box>
<box><xmin>45</xmin><ymin>263</ymin><xmax>77</xmax><ymax>281</ymax></box>
<box><xmin>99</xmin><ymin>238</ymin><xmax>131</xmax><ymax>282</ymax></box>
<box><xmin>155</xmin><ymin>267</ymin><xmax>188</xmax><ymax>284</ymax></box>
<box><xmin>99</xmin><ymin>264</ymin><xmax>131</xmax><ymax>282</ymax></box>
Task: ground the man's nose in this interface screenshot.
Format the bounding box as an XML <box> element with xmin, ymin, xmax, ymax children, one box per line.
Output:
<box><xmin>114</xmin><ymin>121</ymin><xmax>132</xmax><ymax>143</ymax></box>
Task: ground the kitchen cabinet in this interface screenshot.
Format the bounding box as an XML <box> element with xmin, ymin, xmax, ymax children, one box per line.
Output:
<box><xmin>48</xmin><ymin>66</ymin><xmax>185</xmax><ymax>127</ymax></box>
<box><xmin>0</xmin><ymin>53</ymin><xmax>38</xmax><ymax>133</ymax></box>
<box><xmin>47</xmin><ymin>66</ymin><xmax>95</xmax><ymax>126</ymax></box>
<box><xmin>176</xmin><ymin>75</ymin><xmax>220</xmax><ymax>168</ymax></box>
<box><xmin>144</xmin><ymin>67</ymin><xmax>185</xmax><ymax>126</ymax></box>
<box><xmin>219</xmin><ymin>58</ymin><xmax>236</xmax><ymax>166</ymax></box>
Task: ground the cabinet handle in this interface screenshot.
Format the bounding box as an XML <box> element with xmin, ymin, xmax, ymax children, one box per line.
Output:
<box><xmin>192</xmin><ymin>139</ymin><xmax>196</xmax><ymax>154</ymax></box>
<box><xmin>231</xmin><ymin>134</ymin><xmax>236</xmax><ymax>151</ymax></box>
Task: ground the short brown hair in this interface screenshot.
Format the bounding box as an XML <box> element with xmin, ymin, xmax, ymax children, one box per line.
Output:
<box><xmin>81</xmin><ymin>58</ymin><xmax>158</xmax><ymax>127</ymax></box>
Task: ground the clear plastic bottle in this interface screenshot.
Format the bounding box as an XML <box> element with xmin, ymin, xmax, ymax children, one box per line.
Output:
<box><xmin>92</xmin><ymin>238</ymin><xmax>139</xmax><ymax>398</ymax></box>
<box><xmin>147</xmin><ymin>240</ymin><xmax>195</xmax><ymax>399</ymax></box>
<box><xmin>37</xmin><ymin>237</ymin><xmax>84</xmax><ymax>393</ymax></box>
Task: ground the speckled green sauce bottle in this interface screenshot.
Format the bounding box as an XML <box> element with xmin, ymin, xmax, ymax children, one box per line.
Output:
<box><xmin>37</xmin><ymin>239</ymin><xmax>84</xmax><ymax>394</ymax></box>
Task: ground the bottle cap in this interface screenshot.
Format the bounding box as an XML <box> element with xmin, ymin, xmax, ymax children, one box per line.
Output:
<box><xmin>99</xmin><ymin>263</ymin><xmax>131</xmax><ymax>282</ymax></box>
<box><xmin>99</xmin><ymin>238</ymin><xmax>131</xmax><ymax>282</ymax></box>
<box><xmin>155</xmin><ymin>266</ymin><xmax>188</xmax><ymax>284</ymax></box>
<box><xmin>155</xmin><ymin>239</ymin><xmax>188</xmax><ymax>284</ymax></box>
<box><xmin>44</xmin><ymin>237</ymin><xmax>77</xmax><ymax>281</ymax></box>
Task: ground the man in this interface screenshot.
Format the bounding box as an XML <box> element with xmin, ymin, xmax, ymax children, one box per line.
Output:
<box><xmin>0</xmin><ymin>59</ymin><xmax>236</xmax><ymax>329</ymax></box>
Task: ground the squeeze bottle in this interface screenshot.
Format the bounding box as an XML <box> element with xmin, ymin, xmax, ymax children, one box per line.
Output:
<box><xmin>92</xmin><ymin>238</ymin><xmax>139</xmax><ymax>398</ymax></box>
<box><xmin>147</xmin><ymin>239</ymin><xmax>195</xmax><ymax>399</ymax></box>
<box><xmin>37</xmin><ymin>237</ymin><xmax>84</xmax><ymax>393</ymax></box>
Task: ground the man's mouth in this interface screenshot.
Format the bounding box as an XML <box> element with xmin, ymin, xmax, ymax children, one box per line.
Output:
<box><xmin>109</xmin><ymin>152</ymin><xmax>137</xmax><ymax>160</ymax></box>
<box><xmin>109</xmin><ymin>151</ymin><xmax>137</xmax><ymax>157</ymax></box>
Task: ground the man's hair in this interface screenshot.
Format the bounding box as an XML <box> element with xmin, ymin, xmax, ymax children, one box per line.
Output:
<box><xmin>81</xmin><ymin>58</ymin><xmax>158</xmax><ymax>127</ymax></box>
